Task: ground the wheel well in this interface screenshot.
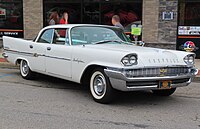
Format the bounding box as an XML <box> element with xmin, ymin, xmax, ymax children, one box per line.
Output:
<box><xmin>16</xmin><ymin>59</ymin><xmax>22</xmax><ymax>65</ymax></box>
<box><xmin>80</xmin><ymin>65</ymin><xmax>106</xmax><ymax>86</ymax></box>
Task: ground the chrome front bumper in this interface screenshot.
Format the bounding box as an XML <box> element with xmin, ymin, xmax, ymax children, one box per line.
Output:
<box><xmin>104</xmin><ymin>67</ymin><xmax>198</xmax><ymax>91</ymax></box>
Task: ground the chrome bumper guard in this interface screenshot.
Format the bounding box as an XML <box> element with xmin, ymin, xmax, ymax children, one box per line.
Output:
<box><xmin>104</xmin><ymin>67</ymin><xmax>198</xmax><ymax>91</ymax></box>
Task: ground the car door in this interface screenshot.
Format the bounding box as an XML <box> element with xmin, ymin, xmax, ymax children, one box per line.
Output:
<box><xmin>29</xmin><ymin>29</ymin><xmax>54</xmax><ymax>72</ymax></box>
<box><xmin>45</xmin><ymin>28</ymin><xmax>72</xmax><ymax>78</ymax></box>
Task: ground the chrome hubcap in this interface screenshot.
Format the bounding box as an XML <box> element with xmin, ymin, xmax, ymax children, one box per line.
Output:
<box><xmin>22</xmin><ymin>61</ymin><xmax>29</xmax><ymax>75</ymax></box>
<box><xmin>93</xmin><ymin>75</ymin><xmax>106</xmax><ymax>96</ymax></box>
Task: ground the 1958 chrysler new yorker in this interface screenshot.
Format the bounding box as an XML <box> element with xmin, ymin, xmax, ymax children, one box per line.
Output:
<box><xmin>2</xmin><ymin>24</ymin><xmax>198</xmax><ymax>103</ymax></box>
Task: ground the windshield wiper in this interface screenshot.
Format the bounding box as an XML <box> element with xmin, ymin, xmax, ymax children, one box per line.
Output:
<box><xmin>92</xmin><ymin>40</ymin><xmax>123</xmax><ymax>44</ymax></box>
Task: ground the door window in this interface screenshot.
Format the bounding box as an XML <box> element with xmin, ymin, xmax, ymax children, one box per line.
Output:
<box><xmin>52</xmin><ymin>28</ymin><xmax>69</xmax><ymax>45</ymax></box>
<box><xmin>37</xmin><ymin>29</ymin><xmax>54</xmax><ymax>43</ymax></box>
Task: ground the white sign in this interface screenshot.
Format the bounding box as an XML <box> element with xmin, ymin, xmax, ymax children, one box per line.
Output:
<box><xmin>162</xmin><ymin>12</ymin><xmax>173</xmax><ymax>20</ymax></box>
<box><xmin>178</xmin><ymin>26</ymin><xmax>200</xmax><ymax>35</ymax></box>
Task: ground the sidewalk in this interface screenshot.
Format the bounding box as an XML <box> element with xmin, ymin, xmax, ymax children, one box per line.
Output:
<box><xmin>0</xmin><ymin>48</ymin><xmax>5</xmax><ymax>61</ymax></box>
<box><xmin>0</xmin><ymin>49</ymin><xmax>6</xmax><ymax>62</ymax></box>
<box><xmin>0</xmin><ymin>48</ymin><xmax>18</xmax><ymax>68</ymax></box>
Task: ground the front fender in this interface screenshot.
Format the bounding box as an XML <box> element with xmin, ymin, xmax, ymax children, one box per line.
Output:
<box><xmin>73</xmin><ymin>61</ymin><xmax>121</xmax><ymax>84</ymax></box>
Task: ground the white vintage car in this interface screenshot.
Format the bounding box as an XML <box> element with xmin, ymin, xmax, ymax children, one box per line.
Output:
<box><xmin>2</xmin><ymin>24</ymin><xmax>198</xmax><ymax>103</ymax></box>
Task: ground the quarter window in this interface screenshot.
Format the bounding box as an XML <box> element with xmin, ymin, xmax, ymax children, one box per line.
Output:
<box><xmin>37</xmin><ymin>29</ymin><xmax>54</xmax><ymax>43</ymax></box>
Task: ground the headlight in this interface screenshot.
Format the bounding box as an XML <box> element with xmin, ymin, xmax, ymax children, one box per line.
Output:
<box><xmin>129</xmin><ymin>56</ymin><xmax>137</xmax><ymax>64</ymax></box>
<box><xmin>121</xmin><ymin>57</ymin><xmax>129</xmax><ymax>65</ymax></box>
<box><xmin>121</xmin><ymin>54</ymin><xmax>138</xmax><ymax>66</ymax></box>
<box><xmin>184</xmin><ymin>55</ymin><xmax>195</xmax><ymax>65</ymax></box>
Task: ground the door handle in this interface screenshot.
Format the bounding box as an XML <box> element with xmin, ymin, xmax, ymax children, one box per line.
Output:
<box><xmin>47</xmin><ymin>47</ymin><xmax>51</xmax><ymax>51</ymax></box>
<box><xmin>29</xmin><ymin>45</ymin><xmax>33</xmax><ymax>49</ymax></box>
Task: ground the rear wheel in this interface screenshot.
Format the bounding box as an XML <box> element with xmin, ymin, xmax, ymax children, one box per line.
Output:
<box><xmin>90</xmin><ymin>68</ymin><xmax>115</xmax><ymax>104</ymax></box>
<box><xmin>152</xmin><ymin>88</ymin><xmax>176</xmax><ymax>96</ymax></box>
<box><xmin>20</xmin><ymin>60</ymin><xmax>34</xmax><ymax>79</ymax></box>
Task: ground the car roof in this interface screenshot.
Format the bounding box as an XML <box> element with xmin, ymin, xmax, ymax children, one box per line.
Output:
<box><xmin>44</xmin><ymin>24</ymin><xmax>120</xmax><ymax>30</ymax></box>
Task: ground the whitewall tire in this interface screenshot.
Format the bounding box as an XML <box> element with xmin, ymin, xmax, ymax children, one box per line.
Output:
<box><xmin>20</xmin><ymin>60</ymin><xmax>34</xmax><ymax>79</ymax></box>
<box><xmin>90</xmin><ymin>68</ymin><xmax>114</xmax><ymax>104</ymax></box>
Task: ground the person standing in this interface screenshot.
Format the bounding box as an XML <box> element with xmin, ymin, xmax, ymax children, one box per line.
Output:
<box><xmin>111</xmin><ymin>15</ymin><xmax>124</xmax><ymax>30</ymax></box>
<box><xmin>49</xmin><ymin>12</ymin><xmax>60</xmax><ymax>38</ymax></box>
<box><xmin>59</xmin><ymin>12</ymin><xmax>69</xmax><ymax>37</ymax></box>
<box><xmin>60</xmin><ymin>12</ymin><xmax>69</xmax><ymax>24</ymax></box>
<box><xmin>49</xmin><ymin>11</ymin><xmax>59</xmax><ymax>25</ymax></box>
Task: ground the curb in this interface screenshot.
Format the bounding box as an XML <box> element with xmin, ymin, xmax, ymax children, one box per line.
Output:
<box><xmin>0</xmin><ymin>61</ymin><xmax>18</xmax><ymax>69</ymax></box>
<box><xmin>193</xmin><ymin>76</ymin><xmax>200</xmax><ymax>82</ymax></box>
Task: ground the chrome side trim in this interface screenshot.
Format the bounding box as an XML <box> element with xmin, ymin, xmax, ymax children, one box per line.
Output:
<box><xmin>4</xmin><ymin>46</ymin><xmax>10</xmax><ymax>50</ymax></box>
<box><xmin>45</xmin><ymin>55</ymin><xmax>71</xmax><ymax>61</ymax></box>
<box><xmin>4</xmin><ymin>49</ymin><xmax>36</xmax><ymax>57</ymax></box>
<box><xmin>4</xmin><ymin>49</ymin><xmax>71</xmax><ymax>61</ymax></box>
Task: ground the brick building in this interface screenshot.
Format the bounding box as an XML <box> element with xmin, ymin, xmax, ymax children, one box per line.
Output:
<box><xmin>0</xmin><ymin>0</ymin><xmax>200</xmax><ymax>57</ymax></box>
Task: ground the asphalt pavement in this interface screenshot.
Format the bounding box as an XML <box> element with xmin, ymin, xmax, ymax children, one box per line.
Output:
<box><xmin>1</xmin><ymin>35</ymin><xmax>200</xmax><ymax>129</ymax></box>
<box><xmin>0</xmin><ymin>68</ymin><xmax>200</xmax><ymax>129</ymax></box>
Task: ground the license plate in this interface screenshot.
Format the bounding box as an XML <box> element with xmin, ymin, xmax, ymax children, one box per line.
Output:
<box><xmin>158</xmin><ymin>81</ymin><xmax>172</xmax><ymax>89</ymax></box>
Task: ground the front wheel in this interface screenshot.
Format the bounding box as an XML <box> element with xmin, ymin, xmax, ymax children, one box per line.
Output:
<box><xmin>152</xmin><ymin>88</ymin><xmax>176</xmax><ymax>96</ymax></box>
<box><xmin>90</xmin><ymin>68</ymin><xmax>115</xmax><ymax>104</ymax></box>
<box><xmin>20</xmin><ymin>60</ymin><xmax>34</xmax><ymax>80</ymax></box>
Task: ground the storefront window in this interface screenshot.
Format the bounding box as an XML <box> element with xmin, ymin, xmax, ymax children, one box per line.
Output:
<box><xmin>0</xmin><ymin>0</ymin><xmax>23</xmax><ymax>38</ymax></box>
<box><xmin>177</xmin><ymin>0</ymin><xmax>200</xmax><ymax>58</ymax></box>
<box><xmin>101</xmin><ymin>2</ymin><xmax>141</xmax><ymax>27</ymax></box>
<box><xmin>43</xmin><ymin>0</ymin><xmax>81</xmax><ymax>26</ymax></box>
<box><xmin>179</xmin><ymin>0</ymin><xmax>200</xmax><ymax>26</ymax></box>
<box><xmin>43</xmin><ymin>0</ymin><xmax>142</xmax><ymax>31</ymax></box>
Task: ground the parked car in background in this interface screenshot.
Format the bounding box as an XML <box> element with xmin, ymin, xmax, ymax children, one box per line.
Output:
<box><xmin>2</xmin><ymin>24</ymin><xmax>198</xmax><ymax>103</ymax></box>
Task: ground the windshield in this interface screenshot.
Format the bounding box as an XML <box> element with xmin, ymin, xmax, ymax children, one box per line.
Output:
<box><xmin>70</xmin><ymin>26</ymin><xmax>131</xmax><ymax>45</ymax></box>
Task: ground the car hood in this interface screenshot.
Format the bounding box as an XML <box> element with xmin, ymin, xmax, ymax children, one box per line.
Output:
<box><xmin>86</xmin><ymin>44</ymin><xmax>189</xmax><ymax>67</ymax></box>
<box><xmin>87</xmin><ymin>43</ymin><xmax>157</xmax><ymax>53</ymax></box>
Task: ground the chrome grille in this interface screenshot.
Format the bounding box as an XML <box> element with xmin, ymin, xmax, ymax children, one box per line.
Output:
<box><xmin>124</xmin><ymin>67</ymin><xmax>189</xmax><ymax>78</ymax></box>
